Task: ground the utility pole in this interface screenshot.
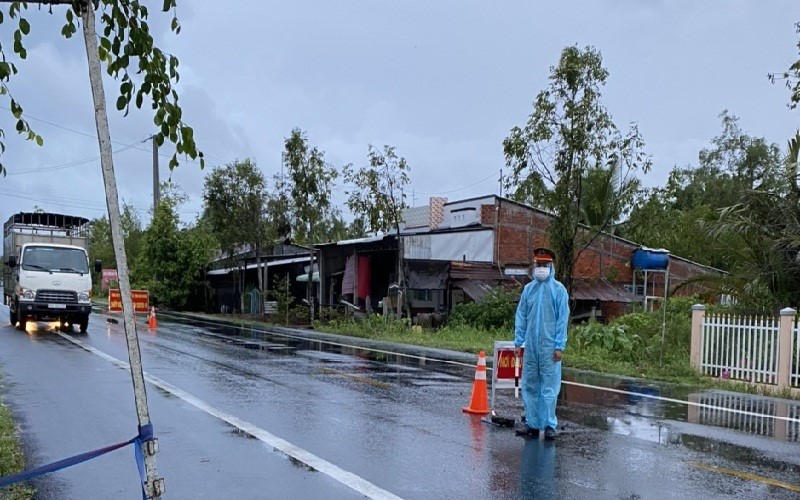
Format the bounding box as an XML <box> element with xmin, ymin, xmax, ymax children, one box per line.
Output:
<box><xmin>80</xmin><ymin>3</ymin><xmax>163</xmax><ymax>498</ymax></box>
<box><xmin>152</xmin><ymin>135</ymin><xmax>160</xmax><ymax>212</ymax></box>
<box><xmin>499</xmin><ymin>169</ymin><xmax>503</xmax><ymax>197</ymax></box>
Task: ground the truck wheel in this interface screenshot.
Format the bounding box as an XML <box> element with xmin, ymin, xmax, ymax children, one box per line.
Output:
<box><xmin>78</xmin><ymin>315</ymin><xmax>89</xmax><ymax>333</ymax></box>
<box><xmin>9</xmin><ymin>307</ymin><xmax>17</xmax><ymax>327</ymax></box>
<box><xmin>16</xmin><ymin>317</ymin><xmax>26</xmax><ymax>331</ymax></box>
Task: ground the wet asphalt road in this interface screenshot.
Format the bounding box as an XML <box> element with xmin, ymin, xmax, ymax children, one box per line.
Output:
<box><xmin>0</xmin><ymin>306</ymin><xmax>798</xmax><ymax>499</ymax></box>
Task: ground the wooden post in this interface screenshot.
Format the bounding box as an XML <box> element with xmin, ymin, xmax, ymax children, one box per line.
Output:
<box><xmin>690</xmin><ymin>304</ymin><xmax>706</xmax><ymax>371</ymax></box>
<box><xmin>777</xmin><ymin>308</ymin><xmax>795</xmax><ymax>389</ymax></box>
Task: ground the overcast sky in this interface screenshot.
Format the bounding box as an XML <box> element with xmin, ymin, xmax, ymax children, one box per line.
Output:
<box><xmin>0</xmin><ymin>1</ymin><xmax>797</xmax><ymax>231</ymax></box>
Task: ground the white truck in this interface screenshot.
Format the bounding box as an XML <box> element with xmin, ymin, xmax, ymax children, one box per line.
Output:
<box><xmin>3</xmin><ymin>212</ymin><xmax>100</xmax><ymax>332</ymax></box>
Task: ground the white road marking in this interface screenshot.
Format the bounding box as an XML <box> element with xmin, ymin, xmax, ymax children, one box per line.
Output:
<box><xmin>56</xmin><ymin>332</ymin><xmax>404</xmax><ymax>500</ymax></box>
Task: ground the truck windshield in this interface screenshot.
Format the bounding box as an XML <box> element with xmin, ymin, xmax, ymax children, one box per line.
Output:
<box><xmin>22</xmin><ymin>246</ymin><xmax>90</xmax><ymax>274</ymax></box>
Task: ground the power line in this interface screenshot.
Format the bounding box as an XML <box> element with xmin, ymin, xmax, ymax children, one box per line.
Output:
<box><xmin>413</xmin><ymin>171</ymin><xmax>497</xmax><ymax>195</ymax></box>
<box><xmin>0</xmin><ymin>106</ymin><xmax>224</xmax><ymax>170</ymax></box>
<box><xmin>7</xmin><ymin>142</ymin><xmax>142</xmax><ymax>175</ymax></box>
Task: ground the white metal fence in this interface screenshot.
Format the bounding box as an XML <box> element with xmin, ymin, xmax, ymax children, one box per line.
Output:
<box><xmin>700</xmin><ymin>313</ymin><xmax>779</xmax><ymax>384</ymax></box>
<box><xmin>693</xmin><ymin>392</ymin><xmax>800</xmax><ymax>442</ymax></box>
<box><xmin>696</xmin><ymin>392</ymin><xmax>776</xmax><ymax>437</ymax></box>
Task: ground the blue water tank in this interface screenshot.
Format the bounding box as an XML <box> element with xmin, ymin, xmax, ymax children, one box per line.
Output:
<box><xmin>632</xmin><ymin>248</ymin><xmax>669</xmax><ymax>270</ymax></box>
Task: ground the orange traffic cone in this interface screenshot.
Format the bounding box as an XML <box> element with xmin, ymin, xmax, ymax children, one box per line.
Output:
<box><xmin>462</xmin><ymin>351</ymin><xmax>490</xmax><ymax>415</ymax></box>
<box><xmin>148</xmin><ymin>307</ymin><xmax>158</xmax><ymax>330</ymax></box>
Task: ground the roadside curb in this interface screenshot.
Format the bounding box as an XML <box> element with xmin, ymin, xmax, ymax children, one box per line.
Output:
<box><xmin>158</xmin><ymin>310</ymin><xmax>480</xmax><ymax>366</ymax></box>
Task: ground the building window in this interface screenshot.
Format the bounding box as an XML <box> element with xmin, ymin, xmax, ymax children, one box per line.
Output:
<box><xmin>411</xmin><ymin>289</ymin><xmax>433</xmax><ymax>301</ymax></box>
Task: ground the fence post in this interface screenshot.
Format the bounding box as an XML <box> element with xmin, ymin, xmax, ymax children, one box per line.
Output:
<box><xmin>690</xmin><ymin>304</ymin><xmax>706</xmax><ymax>370</ymax></box>
<box><xmin>777</xmin><ymin>308</ymin><xmax>796</xmax><ymax>390</ymax></box>
<box><xmin>775</xmin><ymin>400</ymin><xmax>789</xmax><ymax>441</ymax></box>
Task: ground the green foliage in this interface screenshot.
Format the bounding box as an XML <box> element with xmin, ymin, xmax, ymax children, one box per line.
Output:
<box><xmin>268</xmin><ymin>276</ymin><xmax>293</xmax><ymax>324</ymax></box>
<box><xmin>570</xmin><ymin>320</ymin><xmax>641</xmax><ymax>360</ymax></box>
<box><xmin>321</xmin><ymin>315</ymin><xmax>499</xmax><ymax>353</ymax></box>
<box><xmin>317</xmin><ymin>306</ymin><xmax>345</xmax><ymax>324</ymax></box>
<box><xmin>89</xmin><ymin>203</ymin><xmax>144</xmax><ymax>272</ymax></box>
<box><xmin>448</xmin><ymin>287</ymin><xmax>521</xmax><ymax>331</ymax></box>
<box><xmin>343</xmin><ymin>145</ymin><xmax>411</xmax><ymax>236</ymax></box>
<box><xmin>281</xmin><ymin>128</ymin><xmax>338</xmax><ymax>321</ymax></box>
<box><xmin>136</xmin><ymin>187</ymin><xmax>217</xmax><ymax>309</ymax></box>
<box><xmin>203</xmin><ymin>158</ymin><xmax>271</xmax><ymax>291</ymax></box>
<box><xmin>623</xmin><ymin>112</ymin><xmax>783</xmax><ymax>267</ymax></box>
<box><xmin>281</xmin><ymin>128</ymin><xmax>339</xmax><ymax>246</ymax></box>
<box><xmin>347</xmin><ymin>217</ymin><xmax>369</xmax><ymax>239</ymax></box>
<box><xmin>769</xmin><ymin>21</ymin><xmax>800</xmax><ymax>109</ymax></box>
<box><xmin>503</xmin><ymin>45</ymin><xmax>650</xmax><ymax>293</ymax></box>
<box><xmin>0</xmin><ymin>0</ymin><xmax>202</xmax><ymax>176</ymax></box>
<box><xmin>0</xmin><ymin>374</ymin><xmax>35</xmax><ymax>499</ymax></box>
<box><xmin>289</xmin><ymin>304</ymin><xmax>310</xmax><ymax>325</ymax></box>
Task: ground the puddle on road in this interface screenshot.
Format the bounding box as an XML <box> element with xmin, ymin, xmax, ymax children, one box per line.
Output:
<box><xmin>169</xmin><ymin>316</ymin><xmax>800</xmax><ymax>445</ymax></box>
<box><xmin>170</xmin><ymin>316</ymin><xmax>474</xmax><ymax>382</ymax></box>
<box><xmin>560</xmin><ymin>371</ymin><xmax>800</xmax><ymax>444</ymax></box>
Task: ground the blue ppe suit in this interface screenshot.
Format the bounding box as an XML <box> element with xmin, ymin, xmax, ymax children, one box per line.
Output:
<box><xmin>514</xmin><ymin>263</ymin><xmax>569</xmax><ymax>430</ymax></box>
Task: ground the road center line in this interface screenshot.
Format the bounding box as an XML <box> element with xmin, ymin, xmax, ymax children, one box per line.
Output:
<box><xmin>57</xmin><ymin>332</ymin><xmax>404</xmax><ymax>500</ymax></box>
<box><xmin>686</xmin><ymin>461</ymin><xmax>800</xmax><ymax>493</ymax></box>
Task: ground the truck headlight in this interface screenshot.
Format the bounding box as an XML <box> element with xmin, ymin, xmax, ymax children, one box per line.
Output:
<box><xmin>21</xmin><ymin>289</ymin><xmax>35</xmax><ymax>300</ymax></box>
<box><xmin>78</xmin><ymin>292</ymin><xmax>90</xmax><ymax>302</ymax></box>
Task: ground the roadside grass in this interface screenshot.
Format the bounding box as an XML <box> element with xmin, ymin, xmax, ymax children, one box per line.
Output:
<box><xmin>0</xmin><ymin>374</ymin><xmax>35</xmax><ymax>500</ymax></box>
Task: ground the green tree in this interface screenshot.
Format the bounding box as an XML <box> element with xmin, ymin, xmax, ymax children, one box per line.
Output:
<box><xmin>203</xmin><ymin>159</ymin><xmax>270</xmax><ymax>291</ymax></box>
<box><xmin>138</xmin><ymin>185</ymin><xmax>216</xmax><ymax>309</ymax></box>
<box><xmin>503</xmin><ymin>46</ymin><xmax>650</xmax><ymax>294</ymax></box>
<box><xmin>343</xmin><ymin>145</ymin><xmax>410</xmax><ymax>235</ymax></box>
<box><xmin>622</xmin><ymin>112</ymin><xmax>782</xmax><ymax>271</ymax></box>
<box><xmin>347</xmin><ymin>217</ymin><xmax>368</xmax><ymax>239</ymax></box>
<box><xmin>343</xmin><ymin>145</ymin><xmax>411</xmax><ymax>315</ymax></box>
<box><xmin>769</xmin><ymin>21</ymin><xmax>800</xmax><ymax>108</ymax></box>
<box><xmin>711</xmin><ymin>136</ymin><xmax>800</xmax><ymax>310</ymax></box>
<box><xmin>310</xmin><ymin>212</ymin><xmax>350</xmax><ymax>243</ymax></box>
<box><xmin>89</xmin><ymin>203</ymin><xmax>144</xmax><ymax>284</ymax></box>
<box><xmin>282</xmin><ymin>128</ymin><xmax>338</xmax><ymax>321</ymax></box>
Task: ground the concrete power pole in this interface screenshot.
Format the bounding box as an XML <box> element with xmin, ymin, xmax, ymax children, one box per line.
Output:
<box><xmin>81</xmin><ymin>4</ymin><xmax>163</xmax><ymax>498</ymax></box>
<box><xmin>152</xmin><ymin>135</ymin><xmax>160</xmax><ymax>212</ymax></box>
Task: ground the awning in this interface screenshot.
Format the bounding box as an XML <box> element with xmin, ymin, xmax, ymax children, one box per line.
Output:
<box><xmin>452</xmin><ymin>279</ymin><xmax>497</xmax><ymax>302</ymax></box>
<box><xmin>296</xmin><ymin>271</ymin><xmax>319</xmax><ymax>283</ymax></box>
<box><xmin>572</xmin><ymin>279</ymin><xmax>638</xmax><ymax>303</ymax></box>
<box><xmin>207</xmin><ymin>255</ymin><xmax>311</xmax><ymax>276</ymax></box>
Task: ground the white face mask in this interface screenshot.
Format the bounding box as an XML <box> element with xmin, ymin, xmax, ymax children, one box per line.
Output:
<box><xmin>534</xmin><ymin>266</ymin><xmax>550</xmax><ymax>281</ymax></box>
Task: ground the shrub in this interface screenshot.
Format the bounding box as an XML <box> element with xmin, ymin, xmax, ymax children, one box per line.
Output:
<box><xmin>449</xmin><ymin>287</ymin><xmax>522</xmax><ymax>331</ymax></box>
<box><xmin>569</xmin><ymin>319</ymin><xmax>642</xmax><ymax>361</ymax></box>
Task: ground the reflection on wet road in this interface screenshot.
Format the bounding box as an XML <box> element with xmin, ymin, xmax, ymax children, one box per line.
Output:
<box><xmin>1</xmin><ymin>309</ymin><xmax>799</xmax><ymax>499</ymax></box>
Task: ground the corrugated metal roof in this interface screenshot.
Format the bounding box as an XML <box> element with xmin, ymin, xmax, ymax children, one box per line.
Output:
<box><xmin>207</xmin><ymin>255</ymin><xmax>310</xmax><ymax>276</ymax></box>
<box><xmin>452</xmin><ymin>279</ymin><xmax>496</xmax><ymax>302</ymax></box>
<box><xmin>572</xmin><ymin>279</ymin><xmax>638</xmax><ymax>303</ymax></box>
<box><xmin>449</xmin><ymin>261</ymin><xmax>504</xmax><ymax>281</ymax></box>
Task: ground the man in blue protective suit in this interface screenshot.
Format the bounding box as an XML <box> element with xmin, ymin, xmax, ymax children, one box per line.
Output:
<box><xmin>513</xmin><ymin>247</ymin><xmax>570</xmax><ymax>440</ymax></box>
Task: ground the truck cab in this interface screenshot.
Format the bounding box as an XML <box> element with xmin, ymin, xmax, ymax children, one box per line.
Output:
<box><xmin>3</xmin><ymin>213</ymin><xmax>100</xmax><ymax>332</ymax></box>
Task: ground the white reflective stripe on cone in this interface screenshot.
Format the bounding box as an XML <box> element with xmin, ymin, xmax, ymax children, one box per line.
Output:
<box><xmin>474</xmin><ymin>370</ymin><xmax>487</xmax><ymax>380</ymax></box>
